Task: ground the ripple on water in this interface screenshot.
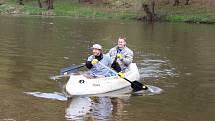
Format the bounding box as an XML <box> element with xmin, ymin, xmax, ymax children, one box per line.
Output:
<box><xmin>137</xmin><ymin>54</ymin><xmax>179</xmax><ymax>80</ymax></box>
<box><xmin>24</xmin><ymin>92</ymin><xmax>68</xmax><ymax>101</ymax></box>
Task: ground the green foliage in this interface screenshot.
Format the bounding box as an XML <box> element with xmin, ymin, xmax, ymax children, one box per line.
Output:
<box><xmin>51</xmin><ymin>2</ymin><xmax>137</xmax><ymax>19</ymax></box>
<box><xmin>23</xmin><ymin>5</ymin><xmax>46</xmax><ymax>15</ymax></box>
<box><xmin>157</xmin><ymin>3</ymin><xmax>215</xmax><ymax>24</ymax></box>
<box><xmin>7</xmin><ymin>0</ymin><xmax>16</xmax><ymax>4</ymax></box>
<box><xmin>166</xmin><ymin>14</ymin><xmax>215</xmax><ymax>24</ymax></box>
<box><xmin>1</xmin><ymin>0</ymin><xmax>215</xmax><ymax>24</ymax></box>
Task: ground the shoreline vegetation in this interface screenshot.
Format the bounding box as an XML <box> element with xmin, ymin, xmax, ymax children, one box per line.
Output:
<box><xmin>0</xmin><ymin>0</ymin><xmax>215</xmax><ymax>24</ymax></box>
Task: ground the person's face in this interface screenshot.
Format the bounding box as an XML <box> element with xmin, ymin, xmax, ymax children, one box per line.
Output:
<box><xmin>118</xmin><ymin>38</ymin><xmax>126</xmax><ymax>48</ymax></box>
<box><xmin>92</xmin><ymin>48</ymin><xmax>101</xmax><ymax>56</ymax></box>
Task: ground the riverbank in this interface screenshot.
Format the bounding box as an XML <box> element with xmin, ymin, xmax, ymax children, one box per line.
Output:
<box><xmin>0</xmin><ymin>0</ymin><xmax>138</xmax><ymax>20</ymax></box>
<box><xmin>157</xmin><ymin>3</ymin><xmax>215</xmax><ymax>24</ymax></box>
<box><xmin>0</xmin><ymin>0</ymin><xmax>215</xmax><ymax>24</ymax></box>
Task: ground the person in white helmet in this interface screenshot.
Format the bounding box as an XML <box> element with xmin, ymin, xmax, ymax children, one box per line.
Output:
<box><xmin>108</xmin><ymin>36</ymin><xmax>133</xmax><ymax>72</ymax></box>
<box><xmin>86</xmin><ymin>44</ymin><xmax>122</xmax><ymax>77</ymax></box>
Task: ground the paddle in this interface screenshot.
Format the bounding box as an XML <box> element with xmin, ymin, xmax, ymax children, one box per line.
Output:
<box><xmin>60</xmin><ymin>63</ymin><xmax>85</xmax><ymax>75</ymax></box>
<box><xmin>50</xmin><ymin>63</ymin><xmax>85</xmax><ymax>80</ymax></box>
<box><xmin>98</xmin><ymin>62</ymin><xmax>148</xmax><ymax>91</ymax></box>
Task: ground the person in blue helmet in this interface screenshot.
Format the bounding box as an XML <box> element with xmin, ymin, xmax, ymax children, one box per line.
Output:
<box><xmin>85</xmin><ymin>44</ymin><xmax>122</xmax><ymax>78</ymax></box>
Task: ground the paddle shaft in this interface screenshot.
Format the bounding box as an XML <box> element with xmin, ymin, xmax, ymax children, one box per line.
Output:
<box><xmin>98</xmin><ymin>62</ymin><xmax>136</xmax><ymax>84</ymax></box>
<box><xmin>60</xmin><ymin>64</ymin><xmax>85</xmax><ymax>75</ymax></box>
<box><xmin>98</xmin><ymin>61</ymin><xmax>148</xmax><ymax>91</ymax></box>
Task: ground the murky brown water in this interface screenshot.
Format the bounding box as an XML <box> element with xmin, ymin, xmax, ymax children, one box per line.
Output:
<box><xmin>0</xmin><ymin>15</ymin><xmax>215</xmax><ymax>121</ymax></box>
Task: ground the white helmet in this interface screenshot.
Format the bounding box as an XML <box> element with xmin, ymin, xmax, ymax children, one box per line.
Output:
<box><xmin>91</xmin><ymin>44</ymin><xmax>102</xmax><ymax>50</ymax></box>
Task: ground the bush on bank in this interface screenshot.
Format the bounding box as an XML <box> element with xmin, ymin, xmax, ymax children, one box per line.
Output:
<box><xmin>0</xmin><ymin>0</ymin><xmax>215</xmax><ymax>24</ymax></box>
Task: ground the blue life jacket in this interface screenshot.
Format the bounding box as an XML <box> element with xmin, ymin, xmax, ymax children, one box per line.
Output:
<box><xmin>87</xmin><ymin>54</ymin><xmax>116</xmax><ymax>77</ymax></box>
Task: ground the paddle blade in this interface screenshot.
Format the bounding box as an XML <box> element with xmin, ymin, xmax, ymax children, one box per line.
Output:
<box><xmin>131</xmin><ymin>81</ymin><xmax>148</xmax><ymax>91</ymax></box>
<box><xmin>60</xmin><ymin>64</ymin><xmax>84</xmax><ymax>75</ymax></box>
<box><xmin>60</xmin><ymin>65</ymin><xmax>75</xmax><ymax>75</ymax></box>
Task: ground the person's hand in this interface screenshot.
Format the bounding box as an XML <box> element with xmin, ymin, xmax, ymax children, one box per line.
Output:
<box><xmin>116</xmin><ymin>53</ymin><xmax>123</xmax><ymax>59</ymax></box>
<box><xmin>91</xmin><ymin>59</ymin><xmax>98</xmax><ymax>65</ymax></box>
<box><xmin>118</xmin><ymin>72</ymin><xmax>125</xmax><ymax>78</ymax></box>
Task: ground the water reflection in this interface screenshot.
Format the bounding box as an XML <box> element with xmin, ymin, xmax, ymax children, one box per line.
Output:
<box><xmin>65</xmin><ymin>97</ymin><xmax>92</xmax><ymax>121</ymax></box>
<box><xmin>24</xmin><ymin>92</ymin><xmax>68</xmax><ymax>101</ymax></box>
<box><xmin>65</xmin><ymin>96</ymin><xmax>129</xmax><ymax>121</ymax></box>
<box><xmin>65</xmin><ymin>85</ymin><xmax>162</xmax><ymax>121</ymax></box>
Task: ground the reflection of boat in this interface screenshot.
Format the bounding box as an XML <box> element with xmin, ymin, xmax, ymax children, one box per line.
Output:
<box><xmin>66</xmin><ymin>63</ymin><xmax>140</xmax><ymax>96</ymax></box>
<box><xmin>24</xmin><ymin>92</ymin><xmax>67</xmax><ymax>101</ymax></box>
<box><xmin>65</xmin><ymin>97</ymin><xmax>92</xmax><ymax>120</ymax></box>
<box><xmin>65</xmin><ymin>96</ymin><xmax>128</xmax><ymax>121</ymax></box>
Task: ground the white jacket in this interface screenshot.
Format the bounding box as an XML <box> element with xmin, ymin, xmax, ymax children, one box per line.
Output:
<box><xmin>108</xmin><ymin>46</ymin><xmax>133</xmax><ymax>71</ymax></box>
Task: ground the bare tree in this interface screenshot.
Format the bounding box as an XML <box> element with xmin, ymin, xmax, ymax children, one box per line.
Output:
<box><xmin>142</xmin><ymin>3</ymin><xmax>155</xmax><ymax>22</ymax></box>
<box><xmin>85</xmin><ymin>0</ymin><xmax>93</xmax><ymax>4</ymax></box>
<box><xmin>47</xmin><ymin>0</ymin><xmax>54</xmax><ymax>9</ymax></box>
<box><xmin>38</xmin><ymin>0</ymin><xmax>43</xmax><ymax>8</ymax></box>
<box><xmin>185</xmin><ymin>0</ymin><xmax>190</xmax><ymax>5</ymax></box>
<box><xmin>173</xmin><ymin>0</ymin><xmax>179</xmax><ymax>6</ymax></box>
<box><xmin>18</xmin><ymin>0</ymin><xmax>24</xmax><ymax>5</ymax></box>
<box><xmin>151</xmin><ymin>0</ymin><xmax>155</xmax><ymax>15</ymax></box>
<box><xmin>138</xmin><ymin>0</ymin><xmax>157</xmax><ymax>22</ymax></box>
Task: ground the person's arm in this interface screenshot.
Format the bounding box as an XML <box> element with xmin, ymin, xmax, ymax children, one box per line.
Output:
<box><xmin>107</xmin><ymin>50</ymin><xmax>120</xmax><ymax>72</ymax></box>
<box><xmin>108</xmin><ymin>47</ymin><xmax>117</xmax><ymax>61</ymax></box>
<box><xmin>85</xmin><ymin>61</ymin><xmax>93</xmax><ymax>69</ymax></box>
<box><xmin>121</xmin><ymin>49</ymin><xmax>133</xmax><ymax>66</ymax></box>
<box><xmin>86</xmin><ymin>56</ymin><xmax>94</xmax><ymax>69</ymax></box>
<box><xmin>111</xmin><ymin>60</ymin><xmax>121</xmax><ymax>72</ymax></box>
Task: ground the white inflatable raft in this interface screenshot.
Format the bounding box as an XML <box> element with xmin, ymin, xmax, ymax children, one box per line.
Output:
<box><xmin>66</xmin><ymin>63</ymin><xmax>140</xmax><ymax>96</ymax></box>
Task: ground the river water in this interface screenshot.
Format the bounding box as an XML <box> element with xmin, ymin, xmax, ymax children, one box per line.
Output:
<box><xmin>0</xmin><ymin>15</ymin><xmax>215</xmax><ymax>121</ymax></box>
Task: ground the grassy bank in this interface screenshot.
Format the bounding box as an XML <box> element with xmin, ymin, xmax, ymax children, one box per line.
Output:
<box><xmin>0</xmin><ymin>0</ymin><xmax>215</xmax><ymax>24</ymax></box>
<box><xmin>0</xmin><ymin>0</ymin><xmax>138</xmax><ymax>20</ymax></box>
<box><xmin>157</xmin><ymin>3</ymin><xmax>215</xmax><ymax>24</ymax></box>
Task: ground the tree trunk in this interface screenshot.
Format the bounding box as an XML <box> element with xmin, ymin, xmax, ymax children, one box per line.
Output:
<box><xmin>142</xmin><ymin>3</ymin><xmax>154</xmax><ymax>22</ymax></box>
<box><xmin>0</xmin><ymin>0</ymin><xmax>4</xmax><ymax>5</ymax></box>
<box><xmin>151</xmin><ymin>0</ymin><xmax>155</xmax><ymax>16</ymax></box>
<box><xmin>85</xmin><ymin>0</ymin><xmax>93</xmax><ymax>4</ymax></box>
<box><xmin>173</xmin><ymin>0</ymin><xmax>179</xmax><ymax>6</ymax></box>
<box><xmin>18</xmin><ymin>0</ymin><xmax>24</xmax><ymax>5</ymax></box>
<box><xmin>47</xmin><ymin>0</ymin><xmax>54</xmax><ymax>10</ymax></box>
<box><xmin>38</xmin><ymin>0</ymin><xmax>43</xmax><ymax>8</ymax></box>
<box><xmin>185</xmin><ymin>0</ymin><xmax>189</xmax><ymax>5</ymax></box>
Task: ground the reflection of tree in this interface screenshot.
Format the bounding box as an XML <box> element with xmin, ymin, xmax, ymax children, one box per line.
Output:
<box><xmin>65</xmin><ymin>96</ymin><xmax>129</xmax><ymax>121</ymax></box>
<box><xmin>112</xmin><ymin>98</ymin><xmax>126</xmax><ymax>121</ymax></box>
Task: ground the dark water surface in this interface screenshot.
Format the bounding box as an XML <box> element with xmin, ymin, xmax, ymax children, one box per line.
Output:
<box><xmin>0</xmin><ymin>15</ymin><xmax>215</xmax><ymax>121</ymax></box>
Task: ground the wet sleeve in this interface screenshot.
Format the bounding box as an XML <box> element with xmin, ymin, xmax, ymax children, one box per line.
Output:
<box><xmin>86</xmin><ymin>56</ymin><xmax>93</xmax><ymax>69</ymax></box>
<box><xmin>85</xmin><ymin>61</ymin><xmax>93</xmax><ymax>69</ymax></box>
<box><xmin>111</xmin><ymin>60</ymin><xmax>121</xmax><ymax>72</ymax></box>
